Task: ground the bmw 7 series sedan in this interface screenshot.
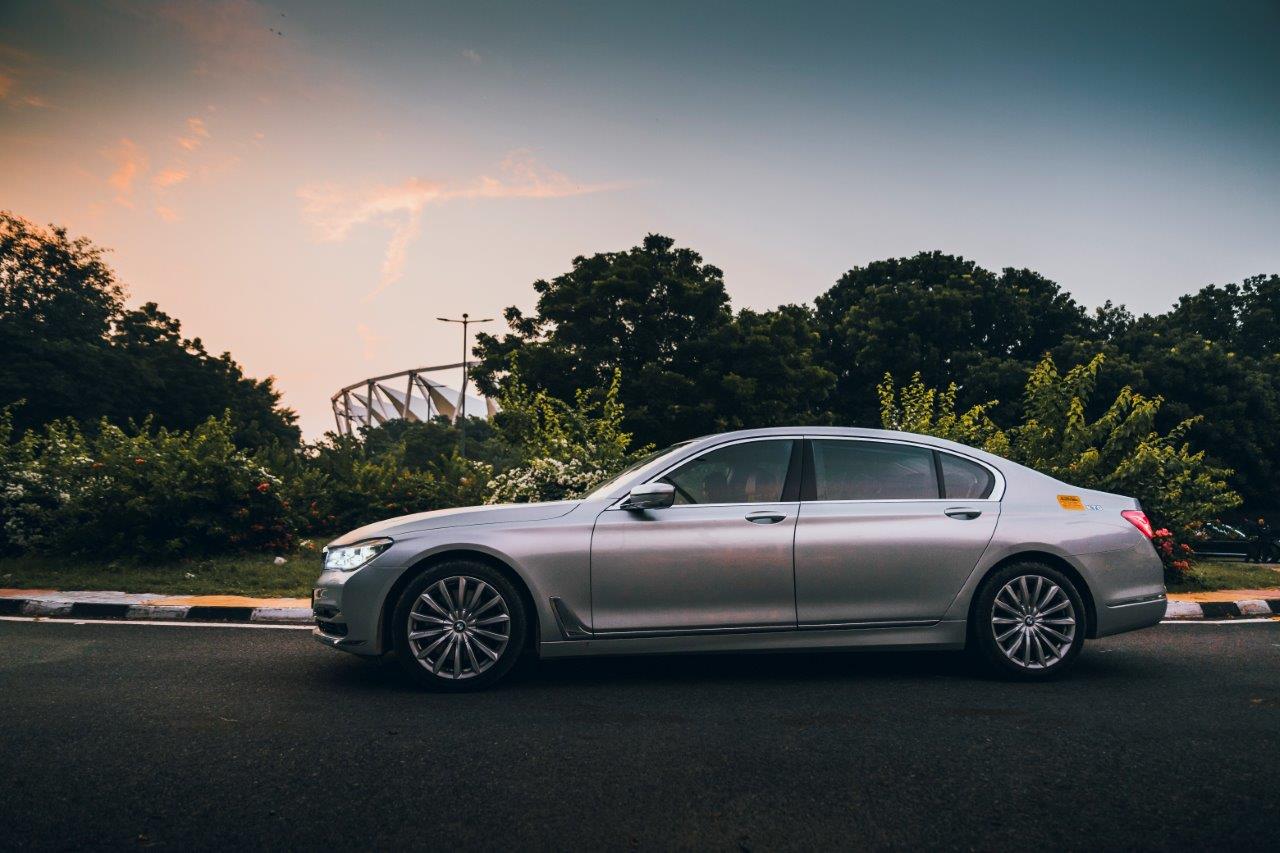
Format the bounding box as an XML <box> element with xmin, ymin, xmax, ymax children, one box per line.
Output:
<box><xmin>313</xmin><ymin>427</ymin><xmax>1168</xmax><ymax>690</ymax></box>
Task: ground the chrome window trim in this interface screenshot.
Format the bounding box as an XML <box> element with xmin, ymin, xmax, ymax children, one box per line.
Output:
<box><xmin>804</xmin><ymin>434</ymin><xmax>1006</xmax><ymax>503</ymax></box>
<box><xmin>605</xmin><ymin>435</ymin><xmax>803</xmax><ymax>510</ymax></box>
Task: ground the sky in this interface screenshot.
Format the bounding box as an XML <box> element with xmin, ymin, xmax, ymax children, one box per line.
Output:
<box><xmin>2</xmin><ymin>0</ymin><xmax>1278</xmax><ymax>437</ymax></box>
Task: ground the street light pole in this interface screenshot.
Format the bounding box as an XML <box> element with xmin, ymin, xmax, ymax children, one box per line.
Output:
<box><xmin>436</xmin><ymin>312</ymin><xmax>493</xmax><ymax>458</ymax></box>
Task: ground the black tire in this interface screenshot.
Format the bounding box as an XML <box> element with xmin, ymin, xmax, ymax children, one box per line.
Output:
<box><xmin>969</xmin><ymin>561</ymin><xmax>1087</xmax><ymax>680</ymax></box>
<box><xmin>391</xmin><ymin>560</ymin><xmax>527</xmax><ymax>692</ymax></box>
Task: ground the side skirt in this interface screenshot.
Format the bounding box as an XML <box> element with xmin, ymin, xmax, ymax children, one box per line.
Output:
<box><xmin>540</xmin><ymin>611</ymin><xmax>969</xmax><ymax>659</ymax></box>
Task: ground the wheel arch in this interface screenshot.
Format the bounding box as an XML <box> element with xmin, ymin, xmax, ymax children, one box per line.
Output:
<box><xmin>380</xmin><ymin>548</ymin><xmax>540</xmax><ymax>655</ymax></box>
<box><xmin>967</xmin><ymin>550</ymin><xmax>1098</xmax><ymax>639</ymax></box>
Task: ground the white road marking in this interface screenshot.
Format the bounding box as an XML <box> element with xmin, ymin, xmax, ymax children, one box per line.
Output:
<box><xmin>1159</xmin><ymin>617</ymin><xmax>1280</xmax><ymax>625</ymax></box>
<box><xmin>0</xmin><ymin>615</ymin><xmax>313</xmax><ymax>630</ymax></box>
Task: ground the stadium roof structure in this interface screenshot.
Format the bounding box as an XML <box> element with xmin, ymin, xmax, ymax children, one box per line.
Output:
<box><xmin>331</xmin><ymin>362</ymin><xmax>497</xmax><ymax>437</ymax></box>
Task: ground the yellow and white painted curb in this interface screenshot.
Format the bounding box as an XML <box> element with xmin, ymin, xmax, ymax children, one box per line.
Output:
<box><xmin>0</xmin><ymin>589</ymin><xmax>311</xmax><ymax>624</ymax></box>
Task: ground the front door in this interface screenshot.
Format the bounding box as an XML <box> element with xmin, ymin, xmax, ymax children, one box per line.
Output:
<box><xmin>590</xmin><ymin>438</ymin><xmax>801</xmax><ymax>633</ymax></box>
<box><xmin>794</xmin><ymin>438</ymin><xmax>1000</xmax><ymax>625</ymax></box>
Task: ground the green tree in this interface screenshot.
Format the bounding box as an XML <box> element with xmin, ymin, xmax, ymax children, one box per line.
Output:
<box><xmin>817</xmin><ymin>252</ymin><xmax>1091</xmax><ymax>427</ymax></box>
<box><xmin>0</xmin><ymin>212</ymin><xmax>299</xmax><ymax>449</ymax></box>
<box><xmin>473</xmin><ymin>234</ymin><xmax>834</xmax><ymax>448</ymax></box>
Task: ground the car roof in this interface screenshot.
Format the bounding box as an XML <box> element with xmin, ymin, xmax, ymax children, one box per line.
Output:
<box><xmin>685</xmin><ymin>426</ymin><xmax>988</xmax><ymax>456</ymax></box>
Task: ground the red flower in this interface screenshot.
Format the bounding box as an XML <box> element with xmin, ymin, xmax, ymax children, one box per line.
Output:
<box><xmin>134</xmin><ymin>457</ymin><xmax>145</xmax><ymax>465</ymax></box>
<box><xmin>1153</xmin><ymin>528</ymin><xmax>1171</xmax><ymax>538</ymax></box>
<box><xmin>256</xmin><ymin>482</ymin><xmax>270</xmax><ymax>493</ymax></box>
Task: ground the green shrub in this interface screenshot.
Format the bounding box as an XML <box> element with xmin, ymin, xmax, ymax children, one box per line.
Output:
<box><xmin>274</xmin><ymin>434</ymin><xmax>492</xmax><ymax>536</ymax></box>
<box><xmin>485</xmin><ymin>363</ymin><xmax>647</xmax><ymax>503</ymax></box>
<box><xmin>879</xmin><ymin>353</ymin><xmax>1241</xmax><ymax>583</ymax></box>
<box><xmin>1</xmin><ymin>410</ymin><xmax>291</xmax><ymax>560</ymax></box>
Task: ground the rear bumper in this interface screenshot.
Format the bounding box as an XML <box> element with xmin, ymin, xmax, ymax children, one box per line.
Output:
<box><xmin>1095</xmin><ymin>595</ymin><xmax>1167</xmax><ymax>637</ymax></box>
<box><xmin>1074</xmin><ymin>542</ymin><xmax>1167</xmax><ymax>638</ymax></box>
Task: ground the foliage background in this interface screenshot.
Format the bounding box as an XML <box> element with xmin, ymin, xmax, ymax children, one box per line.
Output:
<box><xmin>1</xmin><ymin>212</ymin><xmax>1274</xmax><ymax>574</ymax></box>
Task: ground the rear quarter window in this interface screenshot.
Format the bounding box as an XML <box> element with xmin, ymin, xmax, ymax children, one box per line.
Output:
<box><xmin>938</xmin><ymin>452</ymin><xmax>995</xmax><ymax>499</ymax></box>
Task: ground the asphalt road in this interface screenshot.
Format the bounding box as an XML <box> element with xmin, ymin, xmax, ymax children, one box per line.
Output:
<box><xmin>2</xmin><ymin>618</ymin><xmax>1278</xmax><ymax>851</ymax></box>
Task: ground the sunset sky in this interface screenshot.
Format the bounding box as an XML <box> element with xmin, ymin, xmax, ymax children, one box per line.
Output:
<box><xmin>2</xmin><ymin>0</ymin><xmax>1278</xmax><ymax>437</ymax></box>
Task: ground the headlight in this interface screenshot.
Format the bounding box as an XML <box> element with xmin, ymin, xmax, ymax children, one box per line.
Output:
<box><xmin>323</xmin><ymin>538</ymin><xmax>393</xmax><ymax>572</ymax></box>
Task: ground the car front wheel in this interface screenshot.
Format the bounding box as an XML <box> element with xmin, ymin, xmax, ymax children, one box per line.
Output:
<box><xmin>391</xmin><ymin>560</ymin><xmax>527</xmax><ymax>691</ymax></box>
<box><xmin>971</xmin><ymin>562</ymin><xmax>1086</xmax><ymax>679</ymax></box>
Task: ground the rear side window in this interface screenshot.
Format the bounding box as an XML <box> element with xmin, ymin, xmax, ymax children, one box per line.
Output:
<box><xmin>938</xmin><ymin>452</ymin><xmax>995</xmax><ymax>499</ymax></box>
<box><xmin>811</xmin><ymin>440</ymin><xmax>938</xmax><ymax>501</ymax></box>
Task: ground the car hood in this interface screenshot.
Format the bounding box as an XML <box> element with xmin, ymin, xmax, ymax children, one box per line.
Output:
<box><xmin>326</xmin><ymin>500</ymin><xmax>580</xmax><ymax>547</ymax></box>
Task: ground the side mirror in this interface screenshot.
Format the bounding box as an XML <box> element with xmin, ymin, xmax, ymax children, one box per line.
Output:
<box><xmin>620</xmin><ymin>482</ymin><xmax>676</xmax><ymax>511</ymax></box>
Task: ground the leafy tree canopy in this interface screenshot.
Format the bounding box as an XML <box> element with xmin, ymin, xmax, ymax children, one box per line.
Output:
<box><xmin>0</xmin><ymin>212</ymin><xmax>299</xmax><ymax>449</ymax></box>
<box><xmin>472</xmin><ymin>234</ymin><xmax>835</xmax><ymax>448</ymax></box>
<box><xmin>816</xmin><ymin>251</ymin><xmax>1091</xmax><ymax>426</ymax></box>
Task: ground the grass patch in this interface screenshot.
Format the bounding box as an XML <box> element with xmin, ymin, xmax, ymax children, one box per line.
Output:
<box><xmin>0</xmin><ymin>548</ymin><xmax>323</xmax><ymax>598</ymax></box>
<box><xmin>1168</xmin><ymin>559</ymin><xmax>1280</xmax><ymax>594</ymax></box>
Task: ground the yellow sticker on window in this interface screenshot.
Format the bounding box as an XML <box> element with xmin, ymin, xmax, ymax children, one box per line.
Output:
<box><xmin>1057</xmin><ymin>494</ymin><xmax>1085</xmax><ymax>511</ymax></box>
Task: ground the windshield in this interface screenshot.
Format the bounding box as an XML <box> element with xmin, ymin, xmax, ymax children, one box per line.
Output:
<box><xmin>582</xmin><ymin>441</ymin><xmax>693</xmax><ymax>499</ymax></box>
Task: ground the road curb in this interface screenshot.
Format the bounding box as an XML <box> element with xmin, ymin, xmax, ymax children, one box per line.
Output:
<box><xmin>1162</xmin><ymin>597</ymin><xmax>1280</xmax><ymax>620</ymax></box>
<box><xmin>3</xmin><ymin>591</ymin><xmax>1277</xmax><ymax>626</ymax></box>
<box><xmin>0</xmin><ymin>595</ymin><xmax>310</xmax><ymax>625</ymax></box>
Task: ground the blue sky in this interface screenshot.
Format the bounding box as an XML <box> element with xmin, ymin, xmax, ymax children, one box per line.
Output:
<box><xmin>2</xmin><ymin>0</ymin><xmax>1277</xmax><ymax>435</ymax></box>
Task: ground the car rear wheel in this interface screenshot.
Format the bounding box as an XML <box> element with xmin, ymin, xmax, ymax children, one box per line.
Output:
<box><xmin>391</xmin><ymin>560</ymin><xmax>527</xmax><ymax>692</ymax></box>
<box><xmin>971</xmin><ymin>562</ymin><xmax>1086</xmax><ymax>679</ymax></box>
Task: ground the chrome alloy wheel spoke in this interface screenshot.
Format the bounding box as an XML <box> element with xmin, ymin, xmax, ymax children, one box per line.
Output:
<box><xmin>991</xmin><ymin>574</ymin><xmax>1076</xmax><ymax>670</ymax></box>
<box><xmin>407</xmin><ymin>575</ymin><xmax>511</xmax><ymax>680</ymax></box>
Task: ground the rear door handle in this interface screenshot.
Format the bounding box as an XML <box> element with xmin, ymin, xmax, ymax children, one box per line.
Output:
<box><xmin>945</xmin><ymin>507</ymin><xmax>982</xmax><ymax>520</ymax></box>
<box><xmin>746</xmin><ymin>512</ymin><xmax>787</xmax><ymax>524</ymax></box>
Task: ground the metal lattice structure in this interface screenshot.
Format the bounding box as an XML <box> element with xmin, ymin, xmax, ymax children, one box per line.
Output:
<box><xmin>331</xmin><ymin>362</ymin><xmax>497</xmax><ymax>437</ymax></box>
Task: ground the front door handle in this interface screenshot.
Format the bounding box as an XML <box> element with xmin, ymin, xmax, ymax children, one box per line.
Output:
<box><xmin>945</xmin><ymin>507</ymin><xmax>982</xmax><ymax>520</ymax></box>
<box><xmin>746</xmin><ymin>512</ymin><xmax>787</xmax><ymax>524</ymax></box>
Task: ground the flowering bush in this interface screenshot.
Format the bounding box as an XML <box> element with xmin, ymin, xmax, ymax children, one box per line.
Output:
<box><xmin>1151</xmin><ymin>527</ymin><xmax>1196</xmax><ymax>582</ymax></box>
<box><xmin>483</xmin><ymin>363</ymin><xmax>648</xmax><ymax>504</ymax></box>
<box><xmin>1</xmin><ymin>410</ymin><xmax>292</xmax><ymax>560</ymax></box>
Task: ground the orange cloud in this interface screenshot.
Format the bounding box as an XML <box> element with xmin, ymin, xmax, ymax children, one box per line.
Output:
<box><xmin>356</xmin><ymin>323</ymin><xmax>383</xmax><ymax>361</ymax></box>
<box><xmin>106</xmin><ymin>138</ymin><xmax>148</xmax><ymax>206</ymax></box>
<box><xmin>177</xmin><ymin>116</ymin><xmax>210</xmax><ymax>151</ymax></box>
<box><xmin>153</xmin><ymin>167</ymin><xmax>190</xmax><ymax>188</ymax></box>
<box><xmin>0</xmin><ymin>44</ymin><xmax>48</xmax><ymax>108</ymax></box>
<box><xmin>150</xmin><ymin>0</ymin><xmax>289</xmax><ymax>75</ymax></box>
<box><xmin>298</xmin><ymin>153</ymin><xmax>626</xmax><ymax>300</ymax></box>
<box><xmin>155</xmin><ymin>205</ymin><xmax>180</xmax><ymax>222</ymax></box>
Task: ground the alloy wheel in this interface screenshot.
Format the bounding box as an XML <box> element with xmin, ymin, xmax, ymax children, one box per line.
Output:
<box><xmin>407</xmin><ymin>575</ymin><xmax>511</xmax><ymax>680</ymax></box>
<box><xmin>990</xmin><ymin>574</ymin><xmax>1077</xmax><ymax>670</ymax></box>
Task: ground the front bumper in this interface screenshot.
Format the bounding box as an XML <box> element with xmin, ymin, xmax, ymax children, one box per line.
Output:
<box><xmin>311</xmin><ymin>558</ymin><xmax>407</xmax><ymax>656</ymax></box>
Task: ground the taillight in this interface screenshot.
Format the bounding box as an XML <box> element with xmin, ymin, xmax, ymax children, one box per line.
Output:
<box><xmin>1121</xmin><ymin>509</ymin><xmax>1154</xmax><ymax>539</ymax></box>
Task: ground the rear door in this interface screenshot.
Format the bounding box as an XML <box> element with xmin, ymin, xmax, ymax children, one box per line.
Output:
<box><xmin>794</xmin><ymin>438</ymin><xmax>1000</xmax><ymax>626</ymax></box>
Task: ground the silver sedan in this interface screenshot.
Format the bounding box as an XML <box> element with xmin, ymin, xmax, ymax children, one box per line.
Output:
<box><xmin>313</xmin><ymin>427</ymin><xmax>1167</xmax><ymax>690</ymax></box>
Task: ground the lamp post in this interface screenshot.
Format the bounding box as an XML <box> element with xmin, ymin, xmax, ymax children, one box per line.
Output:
<box><xmin>436</xmin><ymin>312</ymin><xmax>493</xmax><ymax>457</ymax></box>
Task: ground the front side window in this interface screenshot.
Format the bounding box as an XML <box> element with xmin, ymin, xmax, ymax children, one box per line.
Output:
<box><xmin>938</xmin><ymin>452</ymin><xmax>995</xmax><ymax>499</ymax></box>
<box><xmin>811</xmin><ymin>440</ymin><xmax>938</xmax><ymax>501</ymax></box>
<box><xmin>660</xmin><ymin>440</ymin><xmax>795</xmax><ymax>504</ymax></box>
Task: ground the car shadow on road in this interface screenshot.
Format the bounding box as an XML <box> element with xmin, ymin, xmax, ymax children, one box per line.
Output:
<box><xmin>316</xmin><ymin>644</ymin><xmax>1138</xmax><ymax>694</ymax></box>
